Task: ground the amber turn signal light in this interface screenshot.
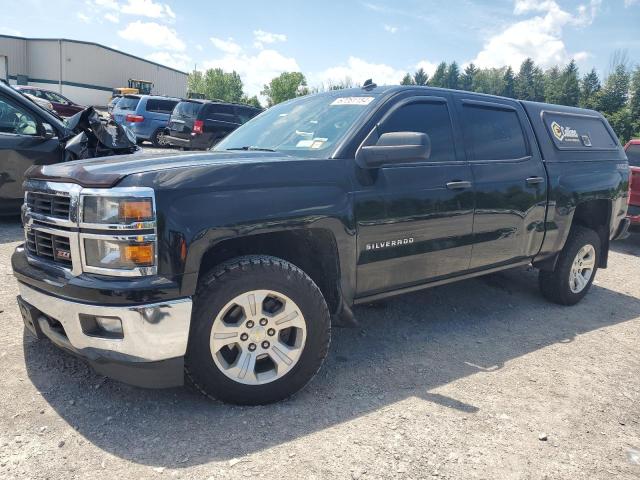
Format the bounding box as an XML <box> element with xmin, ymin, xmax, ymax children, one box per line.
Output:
<box><xmin>121</xmin><ymin>243</ymin><xmax>154</xmax><ymax>266</ymax></box>
<box><xmin>119</xmin><ymin>199</ymin><xmax>153</xmax><ymax>222</ymax></box>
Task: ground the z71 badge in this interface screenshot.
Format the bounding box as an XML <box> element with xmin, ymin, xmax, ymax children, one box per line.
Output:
<box><xmin>366</xmin><ymin>238</ymin><xmax>414</xmax><ymax>251</ymax></box>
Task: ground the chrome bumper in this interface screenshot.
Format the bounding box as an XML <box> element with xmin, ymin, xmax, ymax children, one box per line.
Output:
<box><xmin>18</xmin><ymin>282</ymin><xmax>192</xmax><ymax>362</ymax></box>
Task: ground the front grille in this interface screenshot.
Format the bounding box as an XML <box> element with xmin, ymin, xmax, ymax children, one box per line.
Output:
<box><xmin>25</xmin><ymin>229</ymin><xmax>73</xmax><ymax>268</ymax></box>
<box><xmin>26</xmin><ymin>192</ymin><xmax>71</xmax><ymax>220</ymax></box>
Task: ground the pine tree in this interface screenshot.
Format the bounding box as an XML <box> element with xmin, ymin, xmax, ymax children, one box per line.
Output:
<box><xmin>400</xmin><ymin>73</ymin><xmax>414</xmax><ymax>85</ymax></box>
<box><xmin>413</xmin><ymin>68</ymin><xmax>428</xmax><ymax>86</ymax></box>
<box><xmin>544</xmin><ymin>66</ymin><xmax>562</xmax><ymax>105</ymax></box>
<box><xmin>597</xmin><ymin>64</ymin><xmax>630</xmax><ymax>114</ymax></box>
<box><xmin>461</xmin><ymin>63</ymin><xmax>477</xmax><ymax>91</ymax></box>
<box><xmin>532</xmin><ymin>66</ymin><xmax>546</xmax><ymax>102</ymax></box>
<box><xmin>501</xmin><ymin>66</ymin><xmax>515</xmax><ymax>98</ymax></box>
<box><xmin>429</xmin><ymin>62</ymin><xmax>448</xmax><ymax>88</ymax></box>
<box><xmin>558</xmin><ymin>60</ymin><xmax>580</xmax><ymax>106</ymax></box>
<box><xmin>446</xmin><ymin>62</ymin><xmax>460</xmax><ymax>90</ymax></box>
<box><xmin>515</xmin><ymin>58</ymin><xmax>536</xmax><ymax>101</ymax></box>
<box><xmin>580</xmin><ymin>68</ymin><xmax>601</xmax><ymax>109</ymax></box>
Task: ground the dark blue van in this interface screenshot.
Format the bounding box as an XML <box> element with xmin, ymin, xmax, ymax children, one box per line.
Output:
<box><xmin>113</xmin><ymin>95</ymin><xmax>180</xmax><ymax>147</ymax></box>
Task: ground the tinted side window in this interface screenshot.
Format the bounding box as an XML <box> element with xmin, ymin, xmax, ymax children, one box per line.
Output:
<box><xmin>542</xmin><ymin>112</ymin><xmax>618</xmax><ymax>151</ymax></box>
<box><xmin>208</xmin><ymin>104</ymin><xmax>239</xmax><ymax>124</ymax></box>
<box><xmin>146</xmin><ymin>99</ymin><xmax>179</xmax><ymax>114</ymax></box>
<box><xmin>237</xmin><ymin>107</ymin><xmax>259</xmax><ymax>123</ymax></box>
<box><xmin>627</xmin><ymin>144</ymin><xmax>640</xmax><ymax>167</ymax></box>
<box><xmin>379</xmin><ymin>101</ymin><xmax>456</xmax><ymax>162</ymax></box>
<box><xmin>210</xmin><ymin>104</ymin><xmax>234</xmax><ymax>115</ymax></box>
<box><xmin>462</xmin><ymin>104</ymin><xmax>528</xmax><ymax>160</ymax></box>
<box><xmin>0</xmin><ymin>95</ymin><xmax>38</xmax><ymax>135</ymax></box>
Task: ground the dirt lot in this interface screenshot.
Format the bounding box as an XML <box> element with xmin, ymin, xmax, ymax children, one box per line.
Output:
<box><xmin>1</xmin><ymin>212</ymin><xmax>639</xmax><ymax>480</ymax></box>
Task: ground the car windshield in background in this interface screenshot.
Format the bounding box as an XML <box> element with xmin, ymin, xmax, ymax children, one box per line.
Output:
<box><xmin>173</xmin><ymin>101</ymin><xmax>202</xmax><ymax>118</ymax></box>
<box><xmin>627</xmin><ymin>144</ymin><xmax>640</xmax><ymax>167</ymax></box>
<box><xmin>117</xmin><ymin>97</ymin><xmax>140</xmax><ymax>110</ymax></box>
<box><xmin>214</xmin><ymin>93</ymin><xmax>379</xmax><ymax>157</ymax></box>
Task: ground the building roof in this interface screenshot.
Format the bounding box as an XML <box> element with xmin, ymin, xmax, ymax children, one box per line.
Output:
<box><xmin>0</xmin><ymin>34</ymin><xmax>188</xmax><ymax>76</ymax></box>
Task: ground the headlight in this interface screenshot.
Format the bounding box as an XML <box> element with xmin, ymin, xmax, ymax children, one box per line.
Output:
<box><xmin>83</xmin><ymin>237</ymin><xmax>155</xmax><ymax>270</ymax></box>
<box><xmin>83</xmin><ymin>196</ymin><xmax>154</xmax><ymax>226</ymax></box>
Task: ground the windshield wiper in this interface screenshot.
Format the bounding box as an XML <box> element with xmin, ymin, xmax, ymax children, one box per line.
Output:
<box><xmin>226</xmin><ymin>146</ymin><xmax>276</xmax><ymax>152</ymax></box>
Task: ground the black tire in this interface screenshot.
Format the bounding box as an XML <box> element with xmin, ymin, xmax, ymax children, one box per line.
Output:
<box><xmin>150</xmin><ymin>128</ymin><xmax>167</xmax><ymax>148</ymax></box>
<box><xmin>185</xmin><ymin>255</ymin><xmax>331</xmax><ymax>405</ymax></box>
<box><xmin>539</xmin><ymin>226</ymin><xmax>601</xmax><ymax>305</ymax></box>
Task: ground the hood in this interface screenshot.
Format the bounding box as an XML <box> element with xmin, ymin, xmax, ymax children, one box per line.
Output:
<box><xmin>25</xmin><ymin>150</ymin><xmax>291</xmax><ymax>188</ymax></box>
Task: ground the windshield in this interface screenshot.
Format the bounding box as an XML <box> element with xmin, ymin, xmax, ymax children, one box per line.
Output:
<box><xmin>215</xmin><ymin>93</ymin><xmax>378</xmax><ymax>157</ymax></box>
<box><xmin>173</xmin><ymin>101</ymin><xmax>203</xmax><ymax>118</ymax></box>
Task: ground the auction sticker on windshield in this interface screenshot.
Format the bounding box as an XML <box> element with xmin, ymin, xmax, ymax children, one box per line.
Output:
<box><xmin>331</xmin><ymin>97</ymin><xmax>374</xmax><ymax>106</ymax></box>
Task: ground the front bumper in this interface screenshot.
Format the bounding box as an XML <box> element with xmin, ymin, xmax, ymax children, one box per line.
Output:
<box><xmin>18</xmin><ymin>282</ymin><xmax>192</xmax><ymax>388</ymax></box>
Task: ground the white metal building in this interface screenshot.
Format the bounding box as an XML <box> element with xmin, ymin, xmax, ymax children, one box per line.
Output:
<box><xmin>0</xmin><ymin>35</ymin><xmax>188</xmax><ymax>106</ymax></box>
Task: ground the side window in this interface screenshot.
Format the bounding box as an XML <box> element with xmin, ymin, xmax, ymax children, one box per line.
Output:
<box><xmin>379</xmin><ymin>100</ymin><xmax>456</xmax><ymax>162</ymax></box>
<box><xmin>209</xmin><ymin>104</ymin><xmax>239</xmax><ymax>123</ymax></box>
<box><xmin>462</xmin><ymin>104</ymin><xmax>528</xmax><ymax>160</ymax></box>
<box><xmin>146</xmin><ymin>99</ymin><xmax>178</xmax><ymax>114</ymax></box>
<box><xmin>43</xmin><ymin>91</ymin><xmax>68</xmax><ymax>104</ymax></box>
<box><xmin>0</xmin><ymin>96</ymin><xmax>38</xmax><ymax>135</ymax></box>
<box><xmin>236</xmin><ymin>107</ymin><xmax>259</xmax><ymax>124</ymax></box>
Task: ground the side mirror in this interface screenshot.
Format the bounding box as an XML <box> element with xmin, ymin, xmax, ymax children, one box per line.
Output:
<box><xmin>356</xmin><ymin>131</ymin><xmax>431</xmax><ymax>168</ymax></box>
<box><xmin>40</xmin><ymin>123</ymin><xmax>56</xmax><ymax>140</ymax></box>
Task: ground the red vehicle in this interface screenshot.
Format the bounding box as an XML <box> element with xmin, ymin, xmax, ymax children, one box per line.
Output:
<box><xmin>626</xmin><ymin>140</ymin><xmax>640</xmax><ymax>228</ymax></box>
<box><xmin>14</xmin><ymin>86</ymin><xmax>85</xmax><ymax>117</ymax></box>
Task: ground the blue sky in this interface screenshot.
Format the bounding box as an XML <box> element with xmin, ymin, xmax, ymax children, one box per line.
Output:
<box><xmin>2</xmin><ymin>0</ymin><xmax>639</xmax><ymax>97</ymax></box>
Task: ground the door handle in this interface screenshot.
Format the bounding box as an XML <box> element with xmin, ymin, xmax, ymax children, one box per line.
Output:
<box><xmin>446</xmin><ymin>181</ymin><xmax>472</xmax><ymax>190</ymax></box>
<box><xmin>525</xmin><ymin>176</ymin><xmax>545</xmax><ymax>186</ymax></box>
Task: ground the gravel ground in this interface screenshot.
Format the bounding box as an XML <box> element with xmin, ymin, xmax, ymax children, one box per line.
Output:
<box><xmin>0</xmin><ymin>213</ymin><xmax>639</xmax><ymax>480</ymax></box>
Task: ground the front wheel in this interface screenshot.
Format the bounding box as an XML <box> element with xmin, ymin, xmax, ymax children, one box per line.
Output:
<box><xmin>151</xmin><ymin>128</ymin><xmax>168</xmax><ymax>148</ymax></box>
<box><xmin>539</xmin><ymin>226</ymin><xmax>601</xmax><ymax>305</ymax></box>
<box><xmin>185</xmin><ymin>255</ymin><xmax>331</xmax><ymax>405</ymax></box>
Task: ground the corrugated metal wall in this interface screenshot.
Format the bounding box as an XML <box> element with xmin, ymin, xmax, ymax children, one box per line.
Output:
<box><xmin>0</xmin><ymin>35</ymin><xmax>187</xmax><ymax>106</ymax></box>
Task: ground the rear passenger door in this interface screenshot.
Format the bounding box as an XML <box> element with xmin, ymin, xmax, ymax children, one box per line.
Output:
<box><xmin>454</xmin><ymin>95</ymin><xmax>547</xmax><ymax>269</ymax></box>
<box><xmin>207</xmin><ymin>104</ymin><xmax>241</xmax><ymax>140</ymax></box>
<box><xmin>354</xmin><ymin>93</ymin><xmax>475</xmax><ymax>296</ymax></box>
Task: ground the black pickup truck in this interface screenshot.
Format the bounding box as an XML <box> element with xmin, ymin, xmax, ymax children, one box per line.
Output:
<box><xmin>12</xmin><ymin>85</ymin><xmax>630</xmax><ymax>405</ymax></box>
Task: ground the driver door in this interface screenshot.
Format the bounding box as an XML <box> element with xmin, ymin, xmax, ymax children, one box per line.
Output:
<box><xmin>0</xmin><ymin>92</ymin><xmax>62</xmax><ymax>212</ymax></box>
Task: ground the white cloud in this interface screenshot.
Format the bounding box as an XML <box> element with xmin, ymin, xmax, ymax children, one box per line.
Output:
<box><xmin>146</xmin><ymin>51</ymin><xmax>191</xmax><ymax>72</ymax></box>
<box><xmin>203</xmin><ymin>49</ymin><xmax>300</xmax><ymax>99</ymax></box>
<box><xmin>414</xmin><ymin>60</ymin><xmax>438</xmax><ymax>77</ymax></box>
<box><xmin>195</xmin><ymin>44</ymin><xmax>203</xmax><ymax>52</ymax></box>
<box><xmin>253</xmin><ymin>29</ymin><xmax>286</xmax><ymax>44</ymax></box>
<box><xmin>104</xmin><ymin>12</ymin><xmax>119</xmax><ymax>23</ymax></box>
<box><xmin>312</xmin><ymin>56</ymin><xmax>405</xmax><ymax>88</ymax></box>
<box><xmin>384</xmin><ymin>25</ymin><xmax>398</xmax><ymax>34</ymax></box>
<box><xmin>77</xmin><ymin>12</ymin><xmax>91</xmax><ymax>22</ymax></box>
<box><xmin>92</xmin><ymin>0</ymin><xmax>119</xmax><ymax>10</ymax></box>
<box><xmin>210</xmin><ymin>36</ymin><xmax>242</xmax><ymax>55</ymax></box>
<box><xmin>472</xmin><ymin>0</ymin><xmax>601</xmax><ymax>69</ymax></box>
<box><xmin>121</xmin><ymin>0</ymin><xmax>176</xmax><ymax>19</ymax></box>
<box><xmin>0</xmin><ymin>27</ymin><xmax>23</xmax><ymax>36</ymax></box>
<box><xmin>118</xmin><ymin>21</ymin><xmax>185</xmax><ymax>51</ymax></box>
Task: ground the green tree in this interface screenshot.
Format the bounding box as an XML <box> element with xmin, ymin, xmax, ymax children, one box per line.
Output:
<box><xmin>473</xmin><ymin>68</ymin><xmax>505</xmax><ymax>96</ymax></box>
<box><xmin>187</xmin><ymin>69</ymin><xmax>206</xmax><ymax>96</ymax></box>
<box><xmin>544</xmin><ymin>66</ymin><xmax>562</xmax><ymax>104</ymax></box>
<box><xmin>629</xmin><ymin>67</ymin><xmax>640</xmax><ymax>133</ymax></box>
<box><xmin>400</xmin><ymin>73</ymin><xmax>414</xmax><ymax>85</ymax></box>
<box><xmin>604</xmin><ymin>108</ymin><xmax>634</xmax><ymax>144</ymax></box>
<box><xmin>413</xmin><ymin>68</ymin><xmax>428</xmax><ymax>86</ymax></box>
<box><xmin>501</xmin><ymin>66</ymin><xmax>516</xmax><ymax>98</ymax></box>
<box><xmin>597</xmin><ymin>63</ymin><xmax>630</xmax><ymax>114</ymax></box>
<box><xmin>429</xmin><ymin>62</ymin><xmax>448</xmax><ymax>88</ymax></box>
<box><xmin>241</xmin><ymin>95</ymin><xmax>262</xmax><ymax>108</ymax></box>
<box><xmin>580</xmin><ymin>68</ymin><xmax>601</xmax><ymax>109</ymax></box>
<box><xmin>515</xmin><ymin>58</ymin><xmax>544</xmax><ymax>101</ymax></box>
<box><xmin>261</xmin><ymin>72</ymin><xmax>309</xmax><ymax>107</ymax></box>
<box><xmin>558</xmin><ymin>60</ymin><xmax>580</xmax><ymax>106</ymax></box>
<box><xmin>197</xmin><ymin>68</ymin><xmax>244</xmax><ymax>102</ymax></box>
<box><xmin>461</xmin><ymin>63</ymin><xmax>478</xmax><ymax>91</ymax></box>
<box><xmin>446</xmin><ymin>62</ymin><xmax>460</xmax><ymax>90</ymax></box>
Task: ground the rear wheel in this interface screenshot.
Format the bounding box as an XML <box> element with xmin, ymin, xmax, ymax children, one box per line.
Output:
<box><xmin>150</xmin><ymin>128</ymin><xmax>168</xmax><ymax>148</ymax></box>
<box><xmin>539</xmin><ymin>226</ymin><xmax>600</xmax><ymax>305</ymax></box>
<box><xmin>185</xmin><ymin>255</ymin><xmax>331</xmax><ymax>405</ymax></box>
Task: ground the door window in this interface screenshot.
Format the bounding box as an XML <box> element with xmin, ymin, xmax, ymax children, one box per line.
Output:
<box><xmin>43</xmin><ymin>91</ymin><xmax>69</xmax><ymax>104</ymax></box>
<box><xmin>461</xmin><ymin>104</ymin><xmax>528</xmax><ymax>160</ymax></box>
<box><xmin>0</xmin><ymin>96</ymin><xmax>38</xmax><ymax>135</ymax></box>
<box><xmin>146</xmin><ymin>99</ymin><xmax>179</xmax><ymax>114</ymax></box>
<box><xmin>379</xmin><ymin>100</ymin><xmax>456</xmax><ymax>162</ymax></box>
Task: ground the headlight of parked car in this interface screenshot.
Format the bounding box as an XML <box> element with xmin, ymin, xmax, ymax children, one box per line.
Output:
<box><xmin>83</xmin><ymin>196</ymin><xmax>154</xmax><ymax>225</ymax></box>
<box><xmin>79</xmin><ymin>188</ymin><xmax>157</xmax><ymax>276</ymax></box>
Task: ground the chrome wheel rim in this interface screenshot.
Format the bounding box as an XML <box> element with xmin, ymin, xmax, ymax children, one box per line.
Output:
<box><xmin>210</xmin><ymin>290</ymin><xmax>307</xmax><ymax>385</ymax></box>
<box><xmin>157</xmin><ymin>131</ymin><xmax>167</xmax><ymax>146</ymax></box>
<box><xmin>569</xmin><ymin>244</ymin><xmax>596</xmax><ymax>293</ymax></box>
